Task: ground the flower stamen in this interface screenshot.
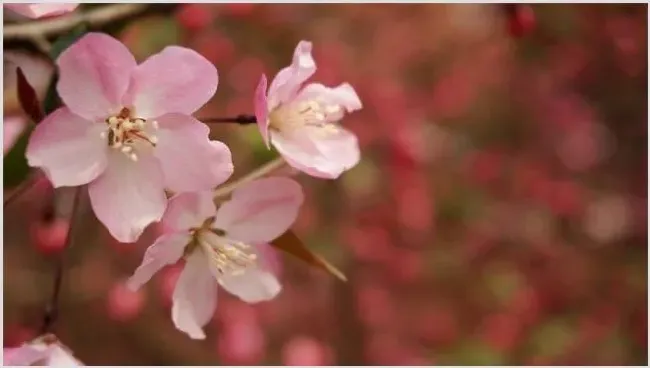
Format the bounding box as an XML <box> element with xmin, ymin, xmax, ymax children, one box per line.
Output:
<box><xmin>103</xmin><ymin>108</ymin><xmax>159</xmax><ymax>160</ymax></box>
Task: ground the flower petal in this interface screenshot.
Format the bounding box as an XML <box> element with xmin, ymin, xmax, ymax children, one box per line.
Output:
<box><xmin>5</xmin><ymin>3</ymin><xmax>78</xmax><ymax>19</ymax></box>
<box><xmin>26</xmin><ymin>107</ymin><xmax>108</xmax><ymax>187</ymax></box>
<box><xmin>214</xmin><ymin>177</ymin><xmax>304</xmax><ymax>244</ymax></box>
<box><xmin>294</xmin><ymin>82</ymin><xmax>363</xmax><ymax>120</ymax></box>
<box><xmin>218</xmin><ymin>267</ymin><xmax>281</xmax><ymax>303</ymax></box>
<box><xmin>153</xmin><ymin>113</ymin><xmax>233</xmax><ymax>193</ymax></box>
<box><xmin>313</xmin><ymin>126</ymin><xmax>361</xmax><ymax>173</ymax></box>
<box><xmin>126</xmin><ymin>46</ymin><xmax>218</xmax><ymax>118</ymax></box>
<box><xmin>271</xmin><ymin>131</ymin><xmax>341</xmax><ymax>179</ymax></box>
<box><xmin>254</xmin><ymin>74</ymin><xmax>271</xmax><ymax>147</ymax></box>
<box><xmin>127</xmin><ymin>233</ymin><xmax>190</xmax><ymax>291</ymax></box>
<box><xmin>3</xmin><ymin>115</ymin><xmax>27</xmax><ymax>155</ymax></box>
<box><xmin>3</xmin><ymin>345</ymin><xmax>49</xmax><ymax>366</ymax></box>
<box><xmin>172</xmin><ymin>251</ymin><xmax>218</xmax><ymax>340</ymax></box>
<box><xmin>161</xmin><ymin>192</ymin><xmax>217</xmax><ymax>233</ymax></box>
<box><xmin>88</xmin><ymin>152</ymin><xmax>166</xmax><ymax>243</ymax></box>
<box><xmin>268</xmin><ymin>41</ymin><xmax>316</xmax><ymax>108</ymax></box>
<box><xmin>56</xmin><ymin>33</ymin><xmax>136</xmax><ymax>121</ymax></box>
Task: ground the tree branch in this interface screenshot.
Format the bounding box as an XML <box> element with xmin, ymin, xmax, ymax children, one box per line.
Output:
<box><xmin>202</xmin><ymin>114</ymin><xmax>257</xmax><ymax>125</ymax></box>
<box><xmin>4</xmin><ymin>173</ymin><xmax>44</xmax><ymax>208</ymax></box>
<box><xmin>40</xmin><ymin>186</ymin><xmax>84</xmax><ymax>334</ymax></box>
<box><xmin>4</xmin><ymin>4</ymin><xmax>149</xmax><ymax>40</ymax></box>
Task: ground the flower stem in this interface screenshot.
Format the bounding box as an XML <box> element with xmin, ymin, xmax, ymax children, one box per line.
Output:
<box><xmin>3</xmin><ymin>173</ymin><xmax>43</xmax><ymax>208</ymax></box>
<box><xmin>213</xmin><ymin>157</ymin><xmax>287</xmax><ymax>200</ymax></box>
<box><xmin>202</xmin><ymin>114</ymin><xmax>257</xmax><ymax>125</ymax></box>
<box><xmin>40</xmin><ymin>186</ymin><xmax>84</xmax><ymax>334</ymax></box>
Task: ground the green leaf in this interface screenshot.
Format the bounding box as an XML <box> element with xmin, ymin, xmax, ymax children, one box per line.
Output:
<box><xmin>3</xmin><ymin>125</ymin><xmax>35</xmax><ymax>188</ymax></box>
<box><xmin>270</xmin><ymin>230</ymin><xmax>347</xmax><ymax>282</ymax></box>
<box><xmin>49</xmin><ymin>24</ymin><xmax>88</xmax><ymax>60</ymax></box>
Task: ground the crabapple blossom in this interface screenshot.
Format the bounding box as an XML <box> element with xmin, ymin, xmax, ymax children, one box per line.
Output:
<box><xmin>127</xmin><ymin>177</ymin><xmax>304</xmax><ymax>339</ymax></box>
<box><xmin>254</xmin><ymin>41</ymin><xmax>363</xmax><ymax>179</ymax></box>
<box><xmin>4</xmin><ymin>3</ymin><xmax>78</xmax><ymax>19</ymax></box>
<box><xmin>3</xmin><ymin>335</ymin><xmax>82</xmax><ymax>366</ymax></box>
<box><xmin>26</xmin><ymin>33</ymin><xmax>233</xmax><ymax>243</ymax></box>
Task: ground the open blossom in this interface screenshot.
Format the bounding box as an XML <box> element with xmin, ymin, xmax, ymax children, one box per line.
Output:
<box><xmin>3</xmin><ymin>335</ymin><xmax>83</xmax><ymax>366</ymax></box>
<box><xmin>4</xmin><ymin>3</ymin><xmax>78</xmax><ymax>19</ymax></box>
<box><xmin>127</xmin><ymin>177</ymin><xmax>303</xmax><ymax>339</ymax></box>
<box><xmin>26</xmin><ymin>33</ymin><xmax>233</xmax><ymax>243</ymax></box>
<box><xmin>254</xmin><ymin>41</ymin><xmax>363</xmax><ymax>179</ymax></box>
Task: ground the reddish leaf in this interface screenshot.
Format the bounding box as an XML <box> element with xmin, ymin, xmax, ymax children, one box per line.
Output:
<box><xmin>270</xmin><ymin>230</ymin><xmax>347</xmax><ymax>282</ymax></box>
<box><xmin>16</xmin><ymin>67</ymin><xmax>44</xmax><ymax>123</ymax></box>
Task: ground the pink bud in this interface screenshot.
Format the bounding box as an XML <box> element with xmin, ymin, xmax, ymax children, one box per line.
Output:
<box><xmin>157</xmin><ymin>265</ymin><xmax>183</xmax><ymax>308</ymax></box>
<box><xmin>282</xmin><ymin>336</ymin><xmax>332</xmax><ymax>366</ymax></box>
<box><xmin>31</xmin><ymin>219</ymin><xmax>69</xmax><ymax>255</ymax></box>
<box><xmin>218</xmin><ymin>318</ymin><xmax>265</xmax><ymax>364</ymax></box>
<box><xmin>106</xmin><ymin>282</ymin><xmax>145</xmax><ymax>322</ymax></box>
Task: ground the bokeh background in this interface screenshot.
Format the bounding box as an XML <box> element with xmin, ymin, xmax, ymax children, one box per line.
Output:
<box><xmin>3</xmin><ymin>3</ymin><xmax>648</xmax><ymax>365</ymax></box>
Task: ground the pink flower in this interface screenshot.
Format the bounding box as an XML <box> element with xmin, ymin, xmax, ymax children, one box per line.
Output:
<box><xmin>26</xmin><ymin>33</ymin><xmax>233</xmax><ymax>243</ymax></box>
<box><xmin>3</xmin><ymin>116</ymin><xmax>27</xmax><ymax>155</ymax></box>
<box><xmin>254</xmin><ymin>41</ymin><xmax>362</xmax><ymax>179</ymax></box>
<box><xmin>126</xmin><ymin>177</ymin><xmax>303</xmax><ymax>339</ymax></box>
<box><xmin>5</xmin><ymin>3</ymin><xmax>78</xmax><ymax>19</ymax></box>
<box><xmin>3</xmin><ymin>336</ymin><xmax>83</xmax><ymax>366</ymax></box>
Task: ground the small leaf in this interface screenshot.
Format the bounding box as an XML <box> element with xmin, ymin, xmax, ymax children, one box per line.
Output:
<box><xmin>3</xmin><ymin>125</ymin><xmax>35</xmax><ymax>188</ymax></box>
<box><xmin>49</xmin><ymin>24</ymin><xmax>88</xmax><ymax>60</ymax></box>
<box><xmin>16</xmin><ymin>67</ymin><xmax>44</xmax><ymax>123</ymax></box>
<box><xmin>270</xmin><ymin>230</ymin><xmax>347</xmax><ymax>282</ymax></box>
<box><xmin>42</xmin><ymin>75</ymin><xmax>61</xmax><ymax>115</ymax></box>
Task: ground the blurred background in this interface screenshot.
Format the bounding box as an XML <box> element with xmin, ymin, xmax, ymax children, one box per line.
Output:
<box><xmin>3</xmin><ymin>3</ymin><xmax>648</xmax><ymax>365</ymax></box>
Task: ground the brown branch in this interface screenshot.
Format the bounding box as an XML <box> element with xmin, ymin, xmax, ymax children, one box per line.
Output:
<box><xmin>4</xmin><ymin>4</ymin><xmax>149</xmax><ymax>40</ymax></box>
<box><xmin>202</xmin><ymin>114</ymin><xmax>257</xmax><ymax>125</ymax></box>
<box><xmin>3</xmin><ymin>173</ymin><xmax>44</xmax><ymax>208</ymax></box>
<box><xmin>40</xmin><ymin>186</ymin><xmax>84</xmax><ymax>334</ymax></box>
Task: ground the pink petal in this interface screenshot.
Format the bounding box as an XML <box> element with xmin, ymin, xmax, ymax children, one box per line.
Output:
<box><xmin>161</xmin><ymin>192</ymin><xmax>217</xmax><ymax>233</ymax></box>
<box><xmin>126</xmin><ymin>46</ymin><xmax>218</xmax><ymax>119</ymax></box>
<box><xmin>88</xmin><ymin>152</ymin><xmax>166</xmax><ymax>243</ymax></box>
<box><xmin>294</xmin><ymin>82</ymin><xmax>363</xmax><ymax>119</ymax></box>
<box><xmin>26</xmin><ymin>107</ymin><xmax>108</xmax><ymax>187</ymax></box>
<box><xmin>214</xmin><ymin>177</ymin><xmax>304</xmax><ymax>244</ymax></box>
<box><xmin>46</xmin><ymin>344</ymin><xmax>83</xmax><ymax>366</ymax></box>
<box><xmin>3</xmin><ymin>115</ymin><xmax>27</xmax><ymax>155</ymax></box>
<box><xmin>127</xmin><ymin>233</ymin><xmax>190</xmax><ymax>291</ymax></box>
<box><xmin>5</xmin><ymin>3</ymin><xmax>77</xmax><ymax>19</ymax></box>
<box><xmin>313</xmin><ymin>127</ymin><xmax>361</xmax><ymax>173</ymax></box>
<box><xmin>153</xmin><ymin>113</ymin><xmax>233</xmax><ymax>193</ymax></box>
<box><xmin>271</xmin><ymin>131</ymin><xmax>341</xmax><ymax>179</ymax></box>
<box><xmin>3</xmin><ymin>345</ymin><xmax>49</xmax><ymax>366</ymax></box>
<box><xmin>268</xmin><ymin>41</ymin><xmax>316</xmax><ymax>108</ymax></box>
<box><xmin>218</xmin><ymin>267</ymin><xmax>281</xmax><ymax>303</ymax></box>
<box><xmin>56</xmin><ymin>33</ymin><xmax>136</xmax><ymax>121</ymax></box>
<box><xmin>254</xmin><ymin>74</ymin><xmax>270</xmax><ymax>147</ymax></box>
<box><xmin>172</xmin><ymin>251</ymin><xmax>218</xmax><ymax>340</ymax></box>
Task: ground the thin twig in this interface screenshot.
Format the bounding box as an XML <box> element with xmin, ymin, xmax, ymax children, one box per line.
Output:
<box><xmin>213</xmin><ymin>157</ymin><xmax>287</xmax><ymax>201</ymax></box>
<box><xmin>201</xmin><ymin>114</ymin><xmax>257</xmax><ymax>125</ymax></box>
<box><xmin>3</xmin><ymin>173</ymin><xmax>43</xmax><ymax>208</ymax></box>
<box><xmin>40</xmin><ymin>186</ymin><xmax>84</xmax><ymax>334</ymax></box>
<box><xmin>4</xmin><ymin>4</ymin><xmax>149</xmax><ymax>40</ymax></box>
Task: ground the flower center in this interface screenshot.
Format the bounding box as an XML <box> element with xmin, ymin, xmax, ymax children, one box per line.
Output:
<box><xmin>268</xmin><ymin>99</ymin><xmax>342</xmax><ymax>135</ymax></box>
<box><xmin>101</xmin><ymin>107</ymin><xmax>159</xmax><ymax>162</ymax></box>
<box><xmin>188</xmin><ymin>218</ymin><xmax>257</xmax><ymax>276</ymax></box>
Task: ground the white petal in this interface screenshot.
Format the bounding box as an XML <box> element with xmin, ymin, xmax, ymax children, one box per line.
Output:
<box><xmin>218</xmin><ymin>267</ymin><xmax>281</xmax><ymax>303</ymax></box>
<box><xmin>172</xmin><ymin>251</ymin><xmax>218</xmax><ymax>340</ymax></box>
<box><xmin>127</xmin><ymin>233</ymin><xmax>190</xmax><ymax>291</ymax></box>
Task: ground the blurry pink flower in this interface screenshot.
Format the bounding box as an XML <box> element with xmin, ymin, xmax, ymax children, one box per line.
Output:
<box><xmin>5</xmin><ymin>3</ymin><xmax>77</xmax><ymax>19</ymax></box>
<box><xmin>3</xmin><ymin>116</ymin><xmax>27</xmax><ymax>156</ymax></box>
<box><xmin>254</xmin><ymin>41</ymin><xmax>363</xmax><ymax>179</ymax></box>
<box><xmin>3</xmin><ymin>335</ymin><xmax>82</xmax><ymax>366</ymax></box>
<box><xmin>26</xmin><ymin>33</ymin><xmax>232</xmax><ymax>243</ymax></box>
<box><xmin>127</xmin><ymin>177</ymin><xmax>303</xmax><ymax>339</ymax></box>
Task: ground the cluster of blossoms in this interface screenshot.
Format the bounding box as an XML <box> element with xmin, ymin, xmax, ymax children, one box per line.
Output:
<box><xmin>7</xmin><ymin>20</ymin><xmax>361</xmax><ymax>354</ymax></box>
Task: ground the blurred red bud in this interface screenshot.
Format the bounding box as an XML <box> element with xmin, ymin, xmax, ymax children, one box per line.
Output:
<box><xmin>175</xmin><ymin>4</ymin><xmax>213</xmax><ymax>31</ymax></box>
<box><xmin>31</xmin><ymin>218</ymin><xmax>68</xmax><ymax>255</ymax></box>
<box><xmin>504</xmin><ymin>4</ymin><xmax>536</xmax><ymax>38</ymax></box>
<box><xmin>107</xmin><ymin>282</ymin><xmax>145</xmax><ymax>322</ymax></box>
<box><xmin>282</xmin><ymin>336</ymin><xmax>332</xmax><ymax>366</ymax></box>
